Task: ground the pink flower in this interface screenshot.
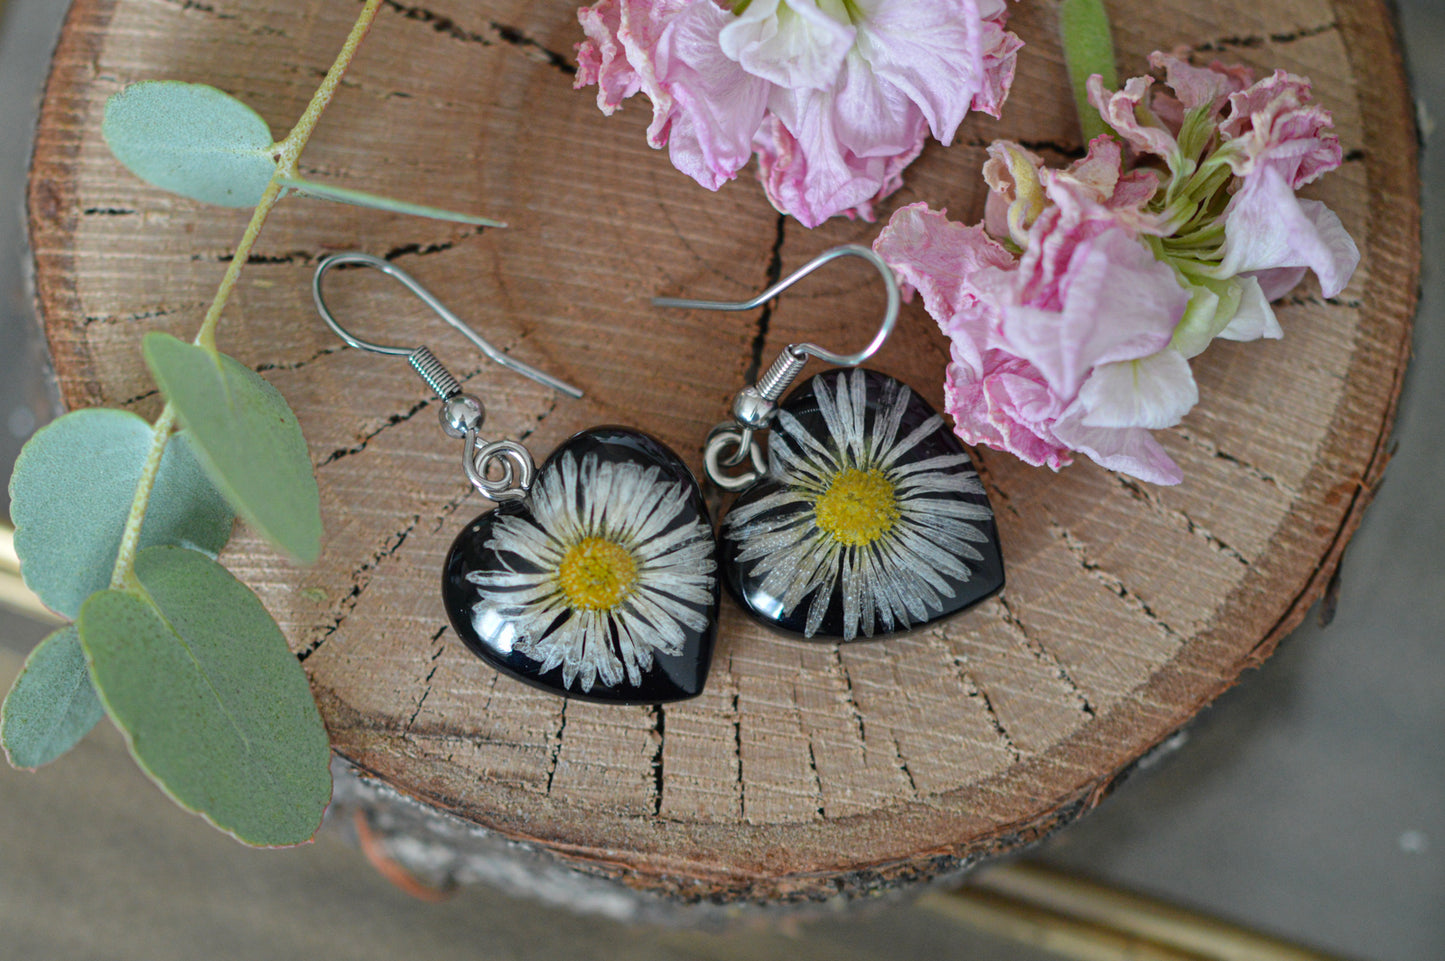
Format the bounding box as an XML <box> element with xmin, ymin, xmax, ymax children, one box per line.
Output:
<box><xmin>1147</xmin><ymin>51</ymin><xmax>1253</xmax><ymax>133</ymax></box>
<box><xmin>575</xmin><ymin>0</ymin><xmax>1021</xmax><ymax>227</ymax></box>
<box><xmin>876</xmin><ymin>198</ymin><xmax>1192</xmax><ymax>486</ymax></box>
<box><xmin>874</xmin><ymin>52</ymin><xmax>1357</xmax><ymax>488</ymax></box>
<box><xmin>1090</xmin><ymin>54</ymin><xmax>1358</xmax><ymax>320</ymax></box>
<box><xmin>1220</xmin><ymin>69</ymin><xmax>1342</xmax><ymax>188</ymax></box>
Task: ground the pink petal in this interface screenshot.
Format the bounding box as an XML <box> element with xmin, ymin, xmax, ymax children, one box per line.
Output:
<box><xmin>1212</xmin><ymin>165</ymin><xmax>1360</xmax><ymax>298</ymax></box>
<box><xmin>853</xmin><ymin>0</ymin><xmax>1021</xmax><ymax>141</ymax></box>
<box><xmin>873</xmin><ymin>202</ymin><xmax>1016</xmax><ymax>370</ymax></box>
<box><xmin>756</xmin><ymin>77</ymin><xmax>925</xmax><ymax>226</ymax></box>
<box><xmin>945</xmin><ymin>349</ymin><xmax>1074</xmax><ymax>470</ymax></box>
<box><xmin>1221</xmin><ymin>69</ymin><xmax>1342</xmax><ymax>189</ymax></box>
<box><xmin>717</xmin><ymin>0</ymin><xmax>856</xmax><ymax>90</ymax></box>
<box><xmin>576</xmin><ymin>0</ymin><xmax>642</xmax><ymax>112</ymax></box>
<box><xmin>1002</xmin><ymin>227</ymin><xmax>1189</xmax><ymax>399</ymax></box>
<box><xmin>1077</xmin><ymin>348</ymin><xmax>1199</xmax><ymax>429</ymax></box>
<box><xmin>1087</xmin><ymin>74</ymin><xmax>1178</xmax><ymax>159</ymax></box>
<box><xmin>655</xmin><ymin>2</ymin><xmax>773</xmax><ymax>189</ymax></box>
<box><xmin>1052</xmin><ymin>406</ymin><xmax>1184</xmax><ymax>485</ymax></box>
<box><xmin>1148</xmin><ymin>50</ymin><xmax>1252</xmax><ymax>117</ymax></box>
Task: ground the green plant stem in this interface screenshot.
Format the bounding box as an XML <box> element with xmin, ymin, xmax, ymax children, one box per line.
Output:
<box><xmin>109</xmin><ymin>405</ymin><xmax>176</xmax><ymax>591</ymax></box>
<box><xmin>1058</xmin><ymin>0</ymin><xmax>1118</xmax><ymax>144</ymax></box>
<box><xmin>195</xmin><ymin>0</ymin><xmax>383</xmax><ymax>351</ymax></box>
<box><xmin>111</xmin><ymin>0</ymin><xmax>386</xmax><ymax>587</ymax></box>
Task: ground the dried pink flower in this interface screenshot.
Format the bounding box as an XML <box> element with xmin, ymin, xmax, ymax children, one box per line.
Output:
<box><xmin>575</xmin><ymin>0</ymin><xmax>1021</xmax><ymax>226</ymax></box>
<box><xmin>874</xmin><ymin>52</ymin><xmax>1358</xmax><ymax>486</ymax></box>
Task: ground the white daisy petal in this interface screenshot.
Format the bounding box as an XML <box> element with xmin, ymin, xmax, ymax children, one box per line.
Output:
<box><xmin>470</xmin><ymin>448</ymin><xmax>714</xmax><ymax>692</ymax></box>
<box><xmin>726</xmin><ymin>371</ymin><xmax>996</xmax><ymax>639</ymax></box>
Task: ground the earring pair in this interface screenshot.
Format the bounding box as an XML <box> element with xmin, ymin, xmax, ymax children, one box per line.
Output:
<box><xmin>312</xmin><ymin>247</ymin><xmax>1003</xmax><ymax>707</ymax></box>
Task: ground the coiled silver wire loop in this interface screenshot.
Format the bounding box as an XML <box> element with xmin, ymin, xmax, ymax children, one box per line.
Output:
<box><xmin>465</xmin><ymin>437</ymin><xmax>535</xmax><ymax>502</ymax></box>
<box><xmin>313</xmin><ymin>251</ymin><xmax>580</xmax><ymax>504</ymax></box>
<box><xmin>704</xmin><ymin>426</ymin><xmax>767</xmax><ymax>492</ymax></box>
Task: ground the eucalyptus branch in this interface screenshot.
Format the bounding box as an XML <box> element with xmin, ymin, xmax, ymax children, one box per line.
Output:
<box><xmin>113</xmin><ymin>0</ymin><xmax>385</xmax><ymax>586</ymax></box>
<box><xmin>195</xmin><ymin>0</ymin><xmax>384</xmax><ymax>350</ymax></box>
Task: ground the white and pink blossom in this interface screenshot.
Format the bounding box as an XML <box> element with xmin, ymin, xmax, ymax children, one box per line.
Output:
<box><xmin>575</xmin><ymin>0</ymin><xmax>1021</xmax><ymax>227</ymax></box>
<box><xmin>876</xmin><ymin>53</ymin><xmax>1358</xmax><ymax>486</ymax></box>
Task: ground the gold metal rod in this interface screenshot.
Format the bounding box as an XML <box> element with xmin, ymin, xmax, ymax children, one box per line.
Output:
<box><xmin>0</xmin><ymin>524</ymin><xmax>63</xmax><ymax>624</ymax></box>
<box><xmin>921</xmin><ymin>885</ymin><xmax>1214</xmax><ymax>961</ymax></box>
<box><xmin>940</xmin><ymin>861</ymin><xmax>1361</xmax><ymax>961</ymax></box>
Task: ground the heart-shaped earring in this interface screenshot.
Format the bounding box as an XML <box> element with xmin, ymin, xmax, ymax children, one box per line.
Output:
<box><xmin>315</xmin><ymin>253</ymin><xmax>718</xmax><ymax>703</ymax></box>
<box><xmin>656</xmin><ymin>245</ymin><xmax>1004</xmax><ymax>642</ymax></box>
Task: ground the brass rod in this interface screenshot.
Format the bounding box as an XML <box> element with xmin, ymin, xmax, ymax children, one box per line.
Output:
<box><xmin>0</xmin><ymin>524</ymin><xmax>62</xmax><ymax>624</ymax></box>
<box><xmin>929</xmin><ymin>862</ymin><xmax>1361</xmax><ymax>961</ymax></box>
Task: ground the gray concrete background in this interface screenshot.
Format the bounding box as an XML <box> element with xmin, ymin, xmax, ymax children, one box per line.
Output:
<box><xmin>1</xmin><ymin>1</ymin><xmax>1440</xmax><ymax>959</ymax></box>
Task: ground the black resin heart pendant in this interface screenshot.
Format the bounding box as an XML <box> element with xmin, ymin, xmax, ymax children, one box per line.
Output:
<box><xmin>721</xmin><ymin>368</ymin><xmax>1004</xmax><ymax>641</ymax></box>
<box><xmin>443</xmin><ymin>427</ymin><xmax>719</xmax><ymax>703</ymax></box>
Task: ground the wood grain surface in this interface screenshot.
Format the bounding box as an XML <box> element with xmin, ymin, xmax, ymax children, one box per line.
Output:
<box><xmin>27</xmin><ymin>0</ymin><xmax>1417</xmax><ymax>902</ymax></box>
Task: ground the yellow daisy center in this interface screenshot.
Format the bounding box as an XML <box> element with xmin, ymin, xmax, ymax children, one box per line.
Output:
<box><xmin>813</xmin><ymin>468</ymin><xmax>900</xmax><ymax>547</ymax></box>
<box><xmin>558</xmin><ymin>536</ymin><xmax>638</xmax><ymax>611</ymax></box>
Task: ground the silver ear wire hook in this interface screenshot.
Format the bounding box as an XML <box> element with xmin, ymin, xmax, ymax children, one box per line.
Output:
<box><xmin>313</xmin><ymin>251</ymin><xmax>583</xmax><ymax>401</ymax></box>
<box><xmin>654</xmin><ymin>244</ymin><xmax>901</xmax><ymax>490</ymax></box>
<box><xmin>313</xmin><ymin>251</ymin><xmax>582</xmax><ymax>502</ymax></box>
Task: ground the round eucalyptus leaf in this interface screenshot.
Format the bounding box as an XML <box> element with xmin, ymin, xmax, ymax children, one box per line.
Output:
<box><xmin>1</xmin><ymin>626</ymin><xmax>105</xmax><ymax>770</ymax></box>
<box><xmin>103</xmin><ymin>81</ymin><xmax>277</xmax><ymax>207</ymax></box>
<box><xmin>8</xmin><ymin>408</ymin><xmax>235</xmax><ymax>619</ymax></box>
<box><xmin>78</xmin><ymin>547</ymin><xmax>332</xmax><ymax>847</ymax></box>
<box><xmin>143</xmin><ymin>334</ymin><xmax>321</xmax><ymax>565</ymax></box>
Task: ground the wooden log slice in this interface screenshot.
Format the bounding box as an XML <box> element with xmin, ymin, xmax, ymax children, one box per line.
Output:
<box><xmin>28</xmin><ymin>0</ymin><xmax>1417</xmax><ymax>903</ymax></box>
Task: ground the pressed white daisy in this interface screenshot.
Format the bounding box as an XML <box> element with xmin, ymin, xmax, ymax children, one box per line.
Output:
<box><xmin>725</xmin><ymin>368</ymin><xmax>996</xmax><ymax>640</ymax></box>
<box><xmin>466</xmin><ymin>450</ymin><xmax>716</xmax><ymax>693</ymax></box>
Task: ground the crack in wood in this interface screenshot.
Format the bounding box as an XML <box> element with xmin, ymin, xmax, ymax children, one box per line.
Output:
<box><xmin>805</xmin><ymin>741</ymin><xmax>826</xmax><ymax>819</ymax></box>
<box><xmin>211</xmin><ymin>248</ymin><xmax>319</xmax><ymax>266</ymax></box>
<box><xmin>379</xmin><ymin>0</ymin><xmax>576</xmax><ymax>75</ymax></box>
<box><xmin>319</xmin><ymin>395</ymin><xmax>433</xmax><ymax>467</ymax></box>
<box><xmin>81</xmin><ymin>206</ymin><xmax>136</xmax><ymax>216</ymax></box>
<box><xmin>831</xmin><ymin>648</ymin><xmax>869</xmax><ymax>748</ymax></box>
<box><xmin>297</xmin><ymin>513</ymin><xmax>421</xmax><ymax>662</ymax></box>
<box><xmin>650</xmin><ymin>704</ymin><xmax>666</xmax><ymax>817</ymax></box>
<box><xmin>1173</xmin><ymin>426</ymin><xmax>1295</xmax><ymax>496</ymax></box>
<box><xmin>996</xmin><ymin>595</ymin><xmax>1096</xmax><ymax>716</ymax></box>
<box><xmin>516</xmin><ymin>397</ymin><xmax>560</xmax><ymax>443</ymax></box>
<box><xmin>744</xmin><ymin>213</ymin><xmax>789</xmax><ymax>384</ymax></box>
<box><xmin>1272</xmin><ymin>291</ymin><xmax>1364</xmax><ymax>309</ymax></box>
<box><xmin>1113</xmin><ymin>475</ymin><xmax>1250</xmax><ymax>567</ymax></box>
<box><xmin>1049</xmin><ymin>521</ymin><xmax>1182</xmax><ymax>642</ymax></box>
<box><xmin>159</xmin><ymin>0</ymin><xmax>239</xmax><ymax>20</ymax></box>
<box><xmin>544</xmin><ymin>699</ymin><xmax>568</xmax><ymax>795</ymax></box>
<box><xmin>82</xmin><ymin>305</ymin><xmax>187</xmax><ymax>328</ymax></box>
<box><xmin>951</xmin><ymin>653</ymin><xmax>1022</xmax><ymax>763</ymax></box>
<box><xmin>963</xmin><ymin>136</ymin><xmax>1085</xmax><ymax>160</ymax></box>
<box><xmin>970</xmin><ymin>677</ymin><xmax>1023</xmax><ymax>764</ymax></box>
<box><xmin>1194</xmin><ymin>20</ymin><xmax>1338</xmax><ymax>53</ymax></box>
<box><xmin>730</xmin><ymin>686</ymin><xmax>745</xmax><ymax>818</ymax></box>
<box><xmin>893</xmin><ymin>737</ymin><xmax>919</xmax><ymax>797</ymax></box>
<box><xmin>383</xmin><ymin>236</ymin><xmax>470</xmax><ymax>261</ymax></box>
<box><xmin>403</xmin><ymin>627</ymin><xmax>447</xmax><ymax>735</ymax></box>
<box><xmin>117</xmin><ymin>387</ymin><xmax>161</xmax><ymax>407</ymax></box>
<box><xmin>254</xmin><ymin>344</ymin><xmax>345</xmax><ymax>375</ymax></box>
<box><xmin>490</xmin><ymin>21</ymin><xmax>577</xmax><ymax>75</ymax></box>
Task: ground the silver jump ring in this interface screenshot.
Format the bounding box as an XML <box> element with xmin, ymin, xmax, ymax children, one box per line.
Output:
<box><xmin>464</xmin><ymin>436</ymin><xmax>535</xmax><ymax>502</ymax></box>
<box><xmin>704</xmin><ymin>426</ymin><xmax>767</xmax><ymax>492</ymax></box>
